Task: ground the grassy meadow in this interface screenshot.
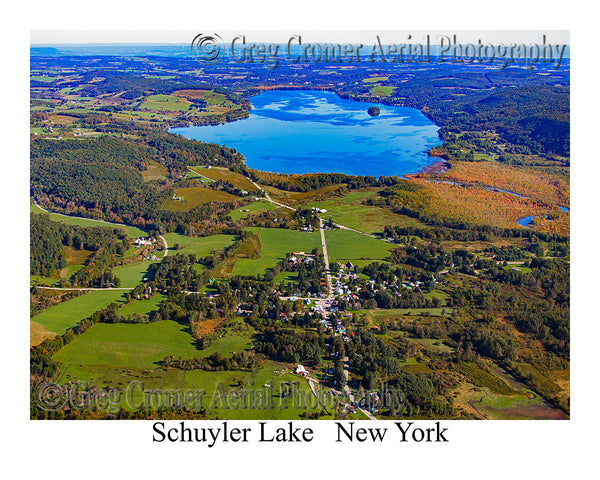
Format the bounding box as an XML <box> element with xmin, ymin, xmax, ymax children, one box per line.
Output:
<box><xmin>228</xmin><ymin>199</ymin><xmax>279</xmax><ymax>221</ymax></box>
<box><xmin>140</xmin><ymin>94</ymin><xmax>191</xmax><ymax>111</ymax></box>
<box><xmin>52</xmin><ymin>320</ymin><xmax>325</xmax><ymax>419</ymax></box>
<box><xmin>161</xmin><ymin>186</ymin><xmax>240</xmax><ymax>212</ymax></box>
<box><xmin>163</xmin><ymin>233</ymin><xmax>237</xmax><ymax>257</ymax></box>
<box><xmin>31</xmin><ymin>290</ymin><xmax>128</xmax><ymax>335</ymax></box>
<box><xmin>324</xmin><ymin>229</ymin><xmax>394</xmax><ymax>262</ymax></box>
<box><xmin>113</xmin><ymin>260</ymin><xmax>160</xmax><ymax>287</ymax></box>
<box><xmin>233</xmin><ymin>227</ymin><xmax>322</xmax><ymax>276</ymax></box>
<box><xmin>117</xmin><ymin>294</ymin><xmax>166</xmax><ymax>317</ymax></box>
<box><xmin>312</xmin><ymin>190</ymin><xmax>427</xmax><ymax>235</ymax></box>
<box><xmin>189</xmin><ymin>166</ymin><xmax>257</xmax><ymax>192</ymax></box>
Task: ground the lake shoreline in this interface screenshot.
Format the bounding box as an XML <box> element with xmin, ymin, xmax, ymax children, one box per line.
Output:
<box><xmin>171</xmin><ymin>89</ymin><xmax>442</xmax><ymax>178</ymax></box>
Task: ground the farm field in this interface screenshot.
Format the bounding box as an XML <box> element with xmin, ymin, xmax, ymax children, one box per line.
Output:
<box><xmin>411</xmin><ymin>338</ymin><xmax>454</xmax><ymax>354</ymax></box>
<box><xmin>173</xmin><ymin>89</ymin><xmax>228</xmax><ymax>105</ymax></box>
<box><xmin>370</xmin><ymin>85</ymin><xmax>395</xmax><ymax>96</ymax></box>
<box><xmin>113</xmin><ymin>260</ymin><xmax>160</xmax><ymax>287</ymax></box>
<box><xmin>117</xmin><ymin>294</ymin><xmax>166</xmax><ymax>317</ymax></box>
<box><xmin>362</xmin><ymin>76</ymin><xmax>389</xmax><ymax>83</ymax></box>
<box><xmin>140</xmin><ymin>94</ymin><xmax>191</xmax><ymax>111</ymax></box>
<box><xmin>269</xmin><ymin>184</ymin><xmax>346</xmax><ymax>205</ymax></box>
<box><xmin>273</xmin><ymin>271</ymin><xmax>299</xmax><ymax>285</ymax></box>
<box><xmin>228</xmin><ymin>199</ymin><xmax>279</xmax><ymax>221</ymax></box>
<box><xmin>189</xmin><ymin>166</ymin><xmax>257</xmax><ymax>192</ymax></box>
<box><xmin>57</xmin><ymin>360</ymin><xmax>323</xmax><ymax>419</ymax></box>
<box><xmin>31</xmin><ymin>290</ymin><xmax>127</xmax><ymax>335</ymax></box>
<box><xmin>232</xmin><ymin>227</ymin><xmax>322</xmax><ymax>276</ymax></box>
<box><xmin>30</xmin><ymin>203</ymin><xmax>147</xmax><ymax>238</ymax></box>
<box><xmin>313</xmin><ymin>191</ymin><xmax>427</xmax><ymax>235</ymax></box>
<box><xmin>324</xmin><ymin>229</ymin><xmax>394</xmax><ymax>262</ymax></box>
<box><xmin>163</xmin><ymin>232</ymin><xmax>237</xmax><ymax>257</ymax></box>
<box><xmin>30</xmin><ymin>321</ymin><xmax>56</xmax><ymax>347</ymax></box>
<box><xmin>30</xmin><ymin>275</ymin><xmax>61</xmax><ymax>286</ymax></box>
<box><xmin>161</xmin><ymin>186</ymin><xmax>240</xmax><ymax>212</ymax></box>
<box><xmin>53</xmin><ymin>320</ymin><xmax>201</xmax><ymax>369</ymax></box>
<box><xmin>52</xmin><ymin>322</ymin><xmax>323</xmax><ymax>419</ymax></box>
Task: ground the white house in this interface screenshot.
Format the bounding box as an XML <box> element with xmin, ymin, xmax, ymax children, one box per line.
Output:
<box><xmin>134</xmin><ymin>237</ymin><xmax>153</xmax><ymax>247</ymax></box>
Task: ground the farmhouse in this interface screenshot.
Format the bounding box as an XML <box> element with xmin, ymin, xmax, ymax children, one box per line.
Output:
<box><xmin>134</xmin><ymin>237</ymin><xmax>153</xmax><ymax>247</ymax></box>
<box><xmin>295</xmin><ymin>365</ymin><xmax>309</xmax><ymax>377</ymax></box>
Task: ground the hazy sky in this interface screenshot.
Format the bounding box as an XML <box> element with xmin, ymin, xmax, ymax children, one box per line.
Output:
<box><xmin>31</xmin><ymin>30</ymin><xmax>570</xmax><ymax>45</ymax></box>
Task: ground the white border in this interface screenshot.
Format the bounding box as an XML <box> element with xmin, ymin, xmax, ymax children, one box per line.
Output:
<box><xmin>4</xmin><ymin>0</ymin><xmax>597</xmax><ymax>477</ymax></box>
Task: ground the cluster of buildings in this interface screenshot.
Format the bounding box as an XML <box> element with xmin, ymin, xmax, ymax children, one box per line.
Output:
<box><xmin>288</xmin><ymin>251</ymin><xmax>315</xmax><ymax>266</ymax></box>
<box><xmin>134</xmin><ymin>237</ymin><xmax>154</xmax><ymax>247</ymax></box>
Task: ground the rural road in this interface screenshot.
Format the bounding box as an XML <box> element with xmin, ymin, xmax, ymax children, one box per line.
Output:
<box><xmin>319</xmin><ymin>218</ymin><xmax>334</xmax><ymax>300</ymax></box>
<box><xmin>343</xmin><ymin>355</ymin><xmax>377</xmax><ymax>420</ymax></box>
<box><xmin>332</xmin><ymin>222</ymin><xmax>379</xmax><ymax>240</ymax></box>
<box><xmin>159</xmin><ymin>234</ymin><xmax>169</xmax><ymax>257</ymax></box>
<box><xmin>247</xmin><ymin>179</ymin><xmax>384</xmax><ymax>241</ymax></box>
<box><xmin>248</xmin><ymin>179</ymin><xmax>297</xmax><ymax>212</ymax></box>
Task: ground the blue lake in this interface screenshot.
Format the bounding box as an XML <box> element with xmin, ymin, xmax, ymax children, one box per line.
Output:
<box><xmin>517</xmin><ymin>216</ymin><xmax>535</xmax><ymax>228</ymax></box>
<box><xmin>170</xmin><ymin>90</ymin><xmax>442</xmax><ymax>176</ymax></box>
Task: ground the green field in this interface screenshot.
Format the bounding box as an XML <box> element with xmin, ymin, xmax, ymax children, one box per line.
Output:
<box><xmin>30</xmin><ymin>203</ymin><xmax>147</xmax><ymax>238</ymax></box>
<box><xmin>189</xmin><ymin>166</ymin><xmax>257</xmax><ymax>192</ymax></box>
<box><xmin>362</xmin><ymin>76</ymin><xmax>389</xmax><ymax>83</ymax></box>
<box><xmin>113</xmin><ymin>260</ymin><xmax>160</xmax><ymax>287</ymax></box>
<box><xmin>60</xmin><ymin>86</ymin><xmax>83</xmax><ymax>95</ymax></box>
<box><xmin>423</xmin><ymin>289</ymin><xmax>451</xmax><ymax>304</ymax></box>
<box><xmin>228</xmin><ymin>200</ymin><xmax>279</xmax><ymax>221</ymax></box>
<box><xmin>53</xmin><ymin>321</ymin><xmax>324</xmax><ymax>419</ymax></box>
<box><xmin>59</xmin><ymin>264</ymin><xmax>84</xmax><ymax>283</ymax></box>
<box><xmin>308</xmin><ymin>190</ymin><xmax>426</xmax><ymax>235</ymax></box>
<box><xmin>163</xmin><ymin>233</ymin><xmax>237</xmax><ymax>257</ymax></box>
<box><xmin>141</xmin><ymin>94</ymin><xmax>191</xmax><ymax>111</ymax></box>
<box><xmin>53</xmin><ymin>320</ymin><xmax>199</xmax><ymax>369</ymax></box>
<box><xmin>411</xmin><ymin>338</ymin><xmax>454</xmax><ymax>354</ymax></box>
<box><xmin>233</xmin><ymin>227</ymin><xmax>322</xmax><ymax>276</ymax></box>
<box><xmin>186</xmin><ymin>167</ymin><xmax>213</xmax><ymax>183</ymax></box>
<box><xmin>161</xmin><ymin>186</ymin><xmax>240</xmax><ymax>212</ymax></box>
<box><xmin>117</xmin><ymin>294</ymin><xmax>166</xmax><ymax>317</ymax></box>
<box><xmin>199</xmin><ymin>333</ymin><xmax>253</xmax><ymax>359</ymax></box>
<box><xmin>173</xmin><ymin>89</ymin><xmax>230</xmax><ymax>107</ymax></box>
<box><xmin>57</xmin><ymin>360</ymin><xmax>323</xmax><ymax>419</ymax></box>
<box><xmin>370</xmin><ymin>85</ymin><xmax>395</xmax><ymax>96</ymax></box>
<box><xmin>502</xmin><ymin>264</ymin><xmax>532</xmax><ymax>274</ymax></box>
<box><xmin>324</xmin><ymin>229</ymin><xmax>394</xmax><ymax>262</ymax></box>
<box><xmin>30</xmin><ymin>275</ymin><xmax>61</xmax><ymax>286</ymax></box>
<box><xmin>31</xmin><ymin>290</ymin><xmax>128</xmax><ymax>334</ymax></box>
<box><xmin>273</xmin><ymin>271</ymin><xmax>299</xmax><ymax>285</ymax></box>
<box><xmin>31</xmin><ymin>75</ymin><xmax>55</xmax><ymax>82</ymax></box>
